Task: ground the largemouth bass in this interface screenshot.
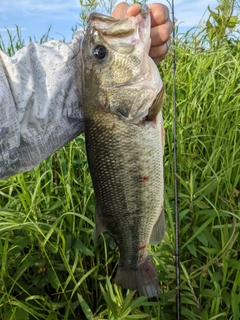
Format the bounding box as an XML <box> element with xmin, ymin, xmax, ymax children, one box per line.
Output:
<box><xmin>81</xmin><ymin>5</ymin><xmax>165</xmax><ymax>298</ymax></box>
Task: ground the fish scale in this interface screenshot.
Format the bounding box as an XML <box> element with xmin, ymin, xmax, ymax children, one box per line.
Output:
<box><xmin>84</xmin><ymin>104</ymin><xmax>164</xmax><ymax>295</ymax></box>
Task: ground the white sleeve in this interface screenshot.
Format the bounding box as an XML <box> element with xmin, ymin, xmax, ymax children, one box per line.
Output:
<box><xmin>0</xmin><ymin>31</ymin><xmax>84</xmax><ymax>179</ymax></box>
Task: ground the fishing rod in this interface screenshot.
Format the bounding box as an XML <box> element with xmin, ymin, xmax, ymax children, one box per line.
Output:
<box><xmin>171</xmin><ymin>0</ymin><xmax>181</xmax><ymax>318</ymax></box>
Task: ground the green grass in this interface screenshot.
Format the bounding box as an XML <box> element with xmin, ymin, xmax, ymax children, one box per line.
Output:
<box><xmin>0</xmin><ymin>3</ymin><xmax>240</xmax><ymax>319</ymax></box>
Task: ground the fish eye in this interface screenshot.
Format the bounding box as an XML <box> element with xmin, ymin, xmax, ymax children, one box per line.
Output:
<box><xmin>92</xmin><ymin>45</ymin><xmax>107</xmax><ymax>61</ymax></box>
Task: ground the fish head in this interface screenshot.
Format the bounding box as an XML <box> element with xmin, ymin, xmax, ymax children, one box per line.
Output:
<box><xmin>81</xmin><ymin>5</ymin><xmax>163</xmax><ymax>123</ymax></box>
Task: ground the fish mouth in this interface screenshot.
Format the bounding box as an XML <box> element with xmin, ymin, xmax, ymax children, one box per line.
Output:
<box><xmin>114</xmin><ymin>73</ymin><xmax>151</xmax><ymax>89</ymax></box>
<box><xmin>86</xmin><ymin>4</ymin><xmax>151</xmax><ymax>52</ymax></box>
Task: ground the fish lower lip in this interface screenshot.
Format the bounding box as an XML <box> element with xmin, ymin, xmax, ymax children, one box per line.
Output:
<box><xmin>115</xmin><ymin>77</ymin><xmax>148</xmax><ymax>88</ymax></box>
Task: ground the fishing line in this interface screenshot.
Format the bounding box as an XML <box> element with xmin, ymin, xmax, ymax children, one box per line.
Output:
<box><xmin>171</xmin><ymin>0</ymin><xmax>181</xmax><ymax>318</ymax></box>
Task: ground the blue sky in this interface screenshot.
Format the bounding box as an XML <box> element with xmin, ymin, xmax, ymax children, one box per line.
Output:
<box><xmin>0</xmin><ymin>0</ymin><xmax>219</xmax><ymax>46</ymax></box>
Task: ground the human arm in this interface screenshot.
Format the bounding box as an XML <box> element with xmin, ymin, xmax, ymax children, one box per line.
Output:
<box><xmin>0</xmin><ymin>32</ymin><xmax>84</xmax><ymax>180</ymax></box>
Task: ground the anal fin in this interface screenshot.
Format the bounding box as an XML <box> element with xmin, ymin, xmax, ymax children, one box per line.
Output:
<box><xmin>92</xmin><ymin>203</ymin><xmax>107</xmax><ymax>245</ymax></box>
<box><xmin>149</xmin><ymin>207</ymin><xmax>165</xmax><ymax>245</ymax></box>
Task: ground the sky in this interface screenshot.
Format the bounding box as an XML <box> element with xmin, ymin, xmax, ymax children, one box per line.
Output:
<box><xmin>0</xmin><ymin>0</ymin><xmax>219</xmax><ymax>46</ymax></box>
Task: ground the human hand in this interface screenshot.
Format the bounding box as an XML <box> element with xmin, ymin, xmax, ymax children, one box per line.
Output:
<box><xmin>112</xmin><ymin>2</ymin><xmax>173</xmax><ymax>64</ymax></box>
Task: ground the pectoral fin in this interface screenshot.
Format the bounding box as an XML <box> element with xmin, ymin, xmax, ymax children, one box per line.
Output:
<box><xmin>146</xmin><ymin>85</ymin><xmax>166</xmax><ymax>122</ymax></box>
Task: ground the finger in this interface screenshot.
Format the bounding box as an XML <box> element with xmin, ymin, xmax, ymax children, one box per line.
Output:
<box><xmin>148</xmin><ymin>3</ymin><xmax>170</xmax><ymax>28</ymax></box>
<box><xmin>149</xmin><ymin>43</ymin><xmax>169</xmax><ymax>64</ymax></box>
<box><xmin>126</xmin><ymin>3</ymin><xmax>141</xmax><ymax>17</ymax></box>
<box><xmin>111</xmin><ymin>2</ymin><xmax>129</xmax><ymax>19</ymax></box>
<box><xmin>150</xmin><ymin>20</ymin><xmax>173</xmax><ymax>47</ymax></box>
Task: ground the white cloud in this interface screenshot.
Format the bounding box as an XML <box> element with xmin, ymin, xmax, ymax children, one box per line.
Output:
<box><xmin>1</xmin><ymin>0</ymin><xmax>80</xmax><ymax>13</ymax></box>
<box><xmin>148</xmin><ymin>0</ymin><xmax>218</xmax><ymax>27</ymax></box>
<box><xmin>113</xmin><ymin>0</ymin><xmax>218</xmax><ymax>28</ymax></box>
<box><xmin>0</xmin><ymin>0</ymin><xmax>222</xmax><ymax>45</ymax></box>
<box><xmin>0</xmin><ymin>0</ymin><xmax>219</xmax><ymax>28</ymax></box>
<box><xmin>1</xmin><ymin>0</ymin><xmax>80</xmax><ymax>21</ymax></box>
<box><xmin>0</xmin><ymin>0</ymin><xmax>81</xmax><ymax>43</ymax></box>
<box><xmin>1</xmin><ymin>0</ymin><xmax>81</xmax><ymax>29</ymax></box>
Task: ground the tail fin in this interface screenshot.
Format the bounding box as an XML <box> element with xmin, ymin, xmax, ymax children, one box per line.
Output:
<box><xmin>114</xmin><ymin>255</ymin><xmax>160</xmax><ymax>298</ymax></box>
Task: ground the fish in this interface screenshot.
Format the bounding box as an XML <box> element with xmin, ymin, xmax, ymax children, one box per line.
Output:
<box><xmin>81</xmin><ymin>4</ymin><xmax>166</xmax><ymax>298</ymax></box>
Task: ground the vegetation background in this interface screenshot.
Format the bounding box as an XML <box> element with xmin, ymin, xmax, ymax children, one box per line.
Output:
<box><xmin>0</xmin><ymin>0</ymin><xmax>239</xmax><ymax>319</ymax></box>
